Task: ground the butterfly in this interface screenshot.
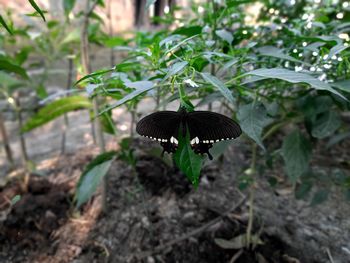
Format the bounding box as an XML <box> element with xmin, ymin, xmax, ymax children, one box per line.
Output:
<box><xmin>136</xmin><ymin>107</ymin><xmax>242</xmax><ymax>160</ymax></box>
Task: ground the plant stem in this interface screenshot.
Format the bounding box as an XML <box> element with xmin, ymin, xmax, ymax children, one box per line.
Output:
<box><xmin>61</xmin><ymin>57</ymin><xmax>74</xmax><ymax>155</ymax></box>
<box><xmin>81</xmin><ymin>0</ymin><xmax>107</xmax><ymax>213</ymax></box>
<box><xmin>15</xmin><ymin>96</ymin><xmax>28</xmax><ymax>167</ymax></box>
<box><xmin>0</xmin><ymin>112</ymin><xmax>14</xmax><ymax>166</ymax></box>
<box><xmin>246</xmin><ymin>143</ymin><xmax>257</xmax><ymax>247</ymax></box>
<box><xmin>107</xmin><ymin>0</ymin><xmax>115</xmax><ymax>67</ymax></box>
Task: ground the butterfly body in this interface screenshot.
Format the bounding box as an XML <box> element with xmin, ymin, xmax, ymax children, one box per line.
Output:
<box><xmin>136</xmin><ymin>108</ymin><xmax>242</xmax><ymax>159</ymax></box>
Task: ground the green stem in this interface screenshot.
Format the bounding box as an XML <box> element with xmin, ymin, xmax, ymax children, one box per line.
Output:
<box><xmin>246</xmin><ymin>143</ymin><xmax>257</xmax><ymax>247</ymax></box>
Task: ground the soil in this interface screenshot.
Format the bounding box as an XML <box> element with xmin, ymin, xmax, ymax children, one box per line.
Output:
<box><xmin>1</xmin><ymin>137</ymin><xmax>349</xmax><ymax>263</ymax></box>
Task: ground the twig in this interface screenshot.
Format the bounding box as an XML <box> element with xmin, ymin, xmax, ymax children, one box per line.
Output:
<box><xmin>326</xmin><ymin>248</ymin><xmax>335</xmax><ymax>263</ymax></box>
<box><xmin>230</xmin><ymin>249</ymin><xmax>243</xmax><ymax>263</ymax></box>
<box><xmin>135</xmin><ymin>196</ymin><xmax>247</xmax><ymax>259</ymax></box>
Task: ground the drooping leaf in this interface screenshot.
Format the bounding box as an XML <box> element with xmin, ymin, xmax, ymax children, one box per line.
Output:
<box><xmin>61</xmin><ymin>28</ymin><xmax>81</xmax><ymax>45</ymax></box>
<box><xmin>215</xmin><ymin>29</ymin><xmax>233</xmax><ymax>44</ymax></box>
<box><xmin>75</xmin><ymin>151</ymin><xmax>116</xmax><ymax>208</ymax></box>
<box><xmin>310</xmin><ymin>189</ymin><xmax>329</xmax><ymax>206</ymax></box>
<box><xmin>74</xmin><ymin>68</ymin><xmax>114</xmax><ymax>86</ymax></box>
<box><xmin>101</xmin><ymin>81</ymin><xmax>154</xmax><ymax>113</ymax></box>
<box><xmin>0</xmin><ymin>15</ymin><xmax>13</xmax><ymax>35</ymax></box>
<box><xmin>28</xmin><ymin>0</ymin><xmax>46</xmax><ymax>22</ymax></box>
<box><xmin>237</xmin><ymin>103</ymin><xmax>272</xmax><ymax>150</ymax></box>
<box><xmin>328</xmin><ymin>43</ymin><xmax>349</xmax><ymax>59</ymax></box>
<box><xmin>257</xmin><ymin>46</ymin><xmax>304</xmax><ymax>64</ymax></box>
<box><xmin>282</xmin><ymin>130</ymin><xmax>312</xmax><ymax>182</ymax></box>
<box><xmin>201</xmin><ymin>72</ymin><xmax>235</xmax><ymax>104</ymax></box>
<box><xmin>174</xmin><ymin>129</ymin><xmax>204</xmax><ymax>187</ymax></box>
<box><xmin>311</xmin><ymin>111</ymin><xmax>341</xmax><ymax>139</ymax></box>
<box><xmin>63</xmin><ymin>0</ymin><xmax>76</xmax><ymax>15</ymax></box>
<box><xmin>164</xmin><ymin>61</ymin><xmax>188</xmax><ymax>81</ymax></box>
<box><xmin>0</xmin><ymin>58</ymin><xmax>29</xmax><ymax>79</ymax></box>
<box><xmin>245</xmin><ymin>68</ymin><xmax>347</xmax><ymax>100</ymax></box>
<box><xmin>21</xmin><ymin>96</ymin><xmax>92</xmax><ymax>132</ymax></box>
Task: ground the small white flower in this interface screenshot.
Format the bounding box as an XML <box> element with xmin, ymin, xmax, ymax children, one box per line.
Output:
<box><xmin>298</xmin><ymin>53</ymin><xmax>303</xmax><ymax>57</ymax></box>
<box><xmin>302</xmin><ymin>42</ymin><xmax>308</xmax><ymax>47</ymax></box>
<box><xmin>324</xmin><ymin>64</ymin><xmax>332</xmax><ymax>69</ymax></box>
<box><xmin>317</xmin><ymin>67</ymin><xmax>323</xmax><ymax>72</ymax></box>
<box><xmin>306</xmin><ymin>22</ymin><xmax>313</xmax><ymax>29</ymax></box>
<box><xmin>284</xmin><ymin>61</ymin><xmax>290</xmax><ymax>68</ymax></box>
<box><xmin>343</xmin><ymin>2</ymin><xmax>349</xmax><ymax>8</ymax></box>
<box><xmin>295</xmin><ymin>66</ymin><xmax>303</xmax><ymax>72</ymax></box>
<box><xmin>310</xmin><ymin>66</ymin><xmax>316</xmax><ymax>72</ymax></box>
<box><xmin>336</xmin><ymin>13</ymin><xmax>344</xmax><ymax>20</ymax></box>
<box><xmin>242</xmin><ymin>30</ymin><xmax>248</xmax><ymax>35</ymax></box>
<box><xmin>312</xmin><ymin>51</ymin><xmax>318</xmax><ymax>56</ymax></box>
<box><xmin>184</xmin><ymin>79</ymin><xmax>199</xmax><ymax>88</ymax></box>
<box><xmin>331</xmin><ymin>55</ymin><xmax>337</xmax><ymax>60</ymax></box>
<box><xmin>338</xmin><ymin>57</ymin><xmax>343</xmax><ymax>62</ymax></box>
<box><xmin>318</xmin><ymin>74</ymin><xmax>327</xmax><ymax>81</ymax></box>
<box><xmin>293</xmin><ymin>49</ymin><xmax>298</xmax><ymax>53</ymax></box>
<box><xmin>323</xmin><ymin>54</ymin><xmax>329</xmax><ymax>60</ymax></box>
<box><xmin>302</xmin><ymin>14</ymin><xmax>309</xmax><ymax>20</ymax></box>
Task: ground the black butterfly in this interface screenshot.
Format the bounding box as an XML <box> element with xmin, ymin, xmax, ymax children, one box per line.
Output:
<box><xmin>136</xmin><ymin>108</ymin><xmax>242</xmax><ymax>160</ymax></box>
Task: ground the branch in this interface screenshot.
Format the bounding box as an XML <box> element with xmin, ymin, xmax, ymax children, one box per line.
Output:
<box><xmin>134</xmin><ymin>196</ymin><xmax>248</xmax><ymax>259</ymax></box>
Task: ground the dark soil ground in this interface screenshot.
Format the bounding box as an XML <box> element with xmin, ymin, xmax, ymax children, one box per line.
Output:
<box><xmin>1</xmin><ymin>137</ymin><xmax>349</xmax><ymax>263</ymax></box>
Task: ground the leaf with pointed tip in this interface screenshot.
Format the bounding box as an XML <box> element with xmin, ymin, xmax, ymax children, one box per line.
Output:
<box><xmin>75</xmin><ymin>151</ymin><xmax>116</xmax><ymax>208</ymax></box>
<box><xmin>21</xmin><ymin>96</ymin><xmax>92</xmax><ymax>132</ymax></box>
<box><xmin>174</xmin><ymin>129</ymin><xmax>204</xmax><ymax>187</ymax></box>
<box><xmin>0</xmin><ymin>58</ymin><xmax>29</xmax><ymax>79</ymax></box>
<box><xmin>0</xmin><ymin>15</ymin><xmax>13</xmax><ymax>35</ymax></box>
<box><xmin>164</xmin><ymin>61</ymin><xmax>188</xmax><ymax>81</ymax></box>
<box><xmin>245</xmin><ymin>68</ymin><xmax>347</xmax><ymax>100</ymax></box>
<box><xmin>282</xmin><ymin>130</ymin><xmax>312</xmax><ymax>182</ymax></box>
<box><xmin>311</xmin><ymin>111</ymin><xmax>341</xmax><ymax>139</ymax></box>
<box><xmin>237</xmin><ymin>103</ymin><xmax>272</xmax><ymax>150</ymax></box>
<box><xmin>201</xmin><ymin>72</ymin><xmax>235</xmax><ymax>104</ymax></box>
<box><xmin>101</xmin><ymin>81</ymin><xmax>154</xmax><ymax>114</ymax></box>
<box><xmin>28</xmin><ymin>0</ymin><xmax>46</xmax><ymax>21</ymax></box>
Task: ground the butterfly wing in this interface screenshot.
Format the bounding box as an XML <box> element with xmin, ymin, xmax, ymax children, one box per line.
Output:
<box><xmin>187</xmin><ymin>111</ymin><xmax>242</xmax><ymax>159</ymax></box>
<box><xmin>136</xmin><ymin>111</ymin><xmax>181</xmax><ymax>153</ymax></box>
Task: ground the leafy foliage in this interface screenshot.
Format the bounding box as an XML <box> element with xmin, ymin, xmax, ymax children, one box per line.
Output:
<box><xmin>21</xmin><ymin>96</ymin><xmax>92</xmax><ymax>132</ymax></box>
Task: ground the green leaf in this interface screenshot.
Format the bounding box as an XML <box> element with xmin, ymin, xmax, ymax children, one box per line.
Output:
<box><xmin>245</xmin><ymin>68</ymin><xmax>347</xmax><ymax>100</ymax></box>
<box><xmin>164</xmin><ymin>61</ymin><xmax>188</xmax><ymax>80</ymax></box>
<box><xmin>145</xmin><ymin>0</ymin><xmax>156</xmax><ymax>10</ymax></box>
<box><xmin>63</xmin><ymin>0</ymin><xmax>76</xmax><ymax>15</ymax></box>
<box><xmin>0</xmin><ymin>58</ymin><xmax>29</xmax><ymax>79</ymax></box>
<box><xmin>172</xmin><ymin>26</ymin><xmax>202</xmax><ymax>37</ymax></box>
<box><xmin>74</xmin><ymin>68</ymin><xmax>114</xmax><ymax>86</ymax></box>
<box><xmin>282</xmin><ymin>130</ymin><xmax>312</xmax><ymax>182</ymax></box>
<box><xmin>331</xmin><ymin>80</ymin><xmax>350</xmax><ymax>93</ymax></box>
<box><xmin>174</xmin><ymin>128</ymin><xmax>204</xmax><ymax>187</ymax></box>
<box><xmin>215</xmin><ymin>29</ymin><xmax>233</xmax><ymax>44</ymax></box>
<box><xmin>310</xmin><ymin>189</ymin><xmax>329</xmax><ymax>206</ymax></box>
<box><xmin>326</xmin><ymin>132</ymin><xmax>350</xmax><ymax>149</ymax></box>
<box><xmin>201</xmin><ymin>72</ymin><xmax>235</xmax><ymax>104</ymax></box>
<box><xmin>28</xmin><ymin>0</ymin><xmax>46</xmax><ymax>22</ymax></box>
<box><xmin>103</xmin><ymin>36</ymin><xmax>126</xmax><ymax>48</ymax></box>
<box><xmin>295</xmin><ymin>181</ymin><xmax>312</xmax><ymax>200</ymax></box>
<box><xmin>226</xmin><ymin>0</ymin><xmax>253</xmax><ymax>8</ymax></box>
<box><xmin>101</xmin><ymin>81</ymin><xmax>154</xmax><ymax>113</ymax></box>
<box><xmin>311</xmin><ymin>111</ymin><xmax>341</xmax><ymax>139</ymax></box>
<box><xmin>328</xmin><ymin>43</ymin><xmax>349</xmax><ymax>59</ymax></box>
<box><xmin>0</xmin><ymin>15</ymin><xmax>13</xmax><ymax>35</ymax></box>
<box><xmin>22</xmin><ymin>96</ymin><xmax>92</xmax><ymax>132</ymax></box>
<box><xmin>257</xmin><ymin>46</ymin><xmax>304</xmax><ymax>64</ymax></box>
<box><xmin>237</xmin><ymin>103</ymin><xmax>272</xmax><ymax>150</ymax></box>
<box><xmin>75</xmin><ymin>151</ymin><xmax>116</xmax><ymax>208</ymax></box>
